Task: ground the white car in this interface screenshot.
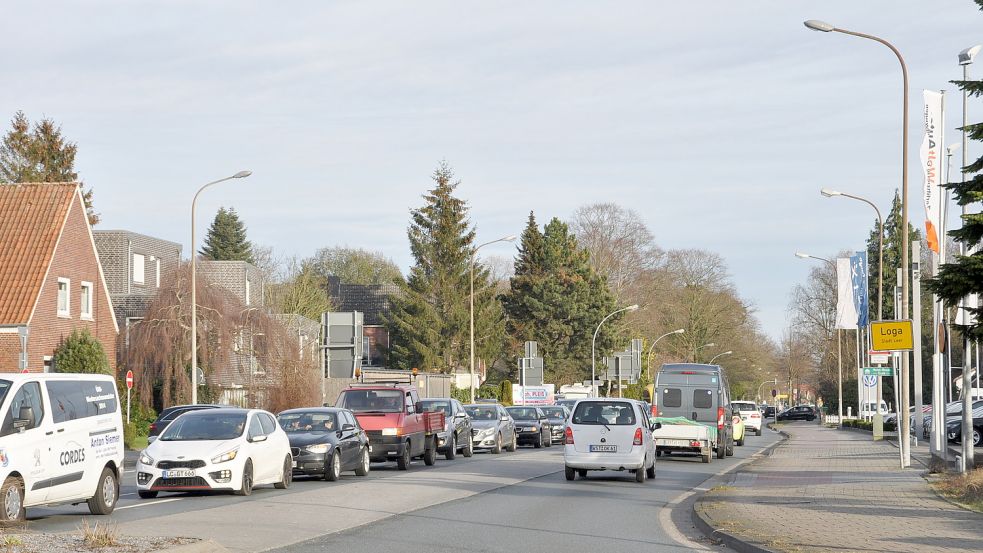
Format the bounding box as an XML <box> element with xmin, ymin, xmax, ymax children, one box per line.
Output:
<box><xmin>563</xmin><ymin>399</ymin><xmax>658</xmax><ymax>483</ymax></box>
<box><xmin>731</xmin><ymin>401</ymin><xmax>763</xmax><ymax>436</ymax></box>
<box><xmin>136</xmin><ymin>408</ymin><xmax>292</xmax><ymax>498</ymax></box>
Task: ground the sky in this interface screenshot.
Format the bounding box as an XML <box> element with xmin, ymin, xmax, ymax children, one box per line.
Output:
<box><xmin>2</xmin><ymin>1</ymin><xmax>981</xmax><ymax>341</ymax></box>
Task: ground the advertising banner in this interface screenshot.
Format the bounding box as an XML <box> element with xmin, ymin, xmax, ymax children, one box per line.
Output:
<box><xmin>512</xmin><ymin>384</ymin><xmax>555</xmax><ymax>406</ymax></box>
<box><xmin>835</xmin><ymin>257</ymin><xmax>859</xmax><ymax>329</ymax></box>
<box><xmin>921</xmin><ymin>90</ymin><xmax>944</xmax><ymax>254</ymax></box>
<box><xmin>850</xmin><ymin>250</ymin><xmax>869</xmax><ymax>328</ymax></box>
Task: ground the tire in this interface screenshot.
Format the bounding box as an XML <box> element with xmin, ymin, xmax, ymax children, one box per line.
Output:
<box><xmin>87</xmin><ymin>467</ymin><xmax>118</xmax><ymax>515</ymax></box>
<box><xmin>565</xmin><ymin>465</ymin><xmax>576</xmax><ymax>481</ymax></box>
<box><xmin>275</xmin><ymin>456</ymin><xmax>293</xmax><ymax>489</ymax></box>
<box><xmin>325</xmin><ymin>452</ymin><xmax>341</xmax><ymax>481</ymax></box>
<box><xmin>445</xmin><ymin>434</ymin><xmax>456</xmax><ymax>461</ymax></box>
<box><xmin>507</xmin><ymin>433</ymin><xmax>517</xmax><ymax>452</ymax></box>
<box><xmin>235</xmin><ymin>460</ymin><xmax>254</xmax><ymax>496</ymax></box>
<box><xmin>463</xmin><ymin>435</ymin><xmax>474</xmax><ymax>458</ymax></box>
<box><xmin>702</xmin><ymin>453</ymin><xmax>711</xmax><ymax>464</ymax></box>
<box><xmin>726</xmin><ymin>442</ymin><xmax>735</xmax><ymax>456</ymax></box>
<box><xmin>355</xmin><ymin>447</ymin><xmax>370</xmax><ymax>476</ymax></box>
<box><xmin>424</xmin><ymin>437</ymin><xmax>436</xmax><ymax>466</ymax></box>
<box><xmin>974</xmin><ymin>429</ymin><xmax>982</xmax><ymax>448</ymax></box>
<box><xmin>397</xmin><ymin>444</ymin><xmax>411</xmax><ymax>470</ymax></box>
<box><xmin>646</xmin><ymin>459</ymin><xmax>656</xmax><ymax>479</ymax></box>
<box><xmin>578</xmin><ymin>469</ymin><xmax>587</xmax><ymax>478</ymax></box>
<box><xmin>0</xmin><ymin>477</ymin><xmax>25</xmax><ymax>522</ymax></box>
<box><xmin>634</xmin><ymin>466</ymin><xmax>645</xmax><ymax>483</ymax></box>
<box><xmin>716</xmin><ymin>442</ymin><xmax>726</xmax><ymax>459</ymax></box>
<box><xmin>756</xmin><ymin>428</ymin><xmax>762</xmax><ymax>436</ymax></box>
<box><xmin>534</xmin><ymin>432</ymin><xmax>543</xmax><ymax>449</ymax></box>
<box><xmin>138</xmin><ymin>490</ymin><xmax>158</xmax><ymax>499</ymax></box>
<box><xmin>737</xmin><ymin>437</ymin><xmax>745</xmax><ymax>446</ymax></box>
<box><xmin>492</xmin><ymin>433</ymin><xmax>503</xmax><ymax>454</ymax></box>
<box><xmin>545</xmin><ymin>432</ymin><xmax>553</xmax><ymax>447</ymax></box>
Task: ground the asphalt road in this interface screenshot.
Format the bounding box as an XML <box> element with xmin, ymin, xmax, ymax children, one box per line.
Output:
<box><xmin>24</xmin><ymin>429</ymin><xmax>781</xmax><ymax>552</ymax></box>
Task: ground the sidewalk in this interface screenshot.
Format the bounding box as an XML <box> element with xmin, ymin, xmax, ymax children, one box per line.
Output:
<box><xmin>694</xmin><ymin>423</ymin><xmax>983</xmax><ymax>553</ymax></box>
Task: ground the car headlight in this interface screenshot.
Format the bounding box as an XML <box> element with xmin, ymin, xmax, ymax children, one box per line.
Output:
<box><xmin>381</xmin><ymin>427</ymin><xmax>400</xmax><ymax>436</ymax></box>
<box><xmin>139</xmin><ymin>451</ymin><xmax>154</xmax><ymax>466</ymax></box>
<box><xmin>211</xmin><ymin>448</ymin><xmax>239</xmax><ymax>464</ymax></box>
<box><xmin>305</xmin><ymin>444</ymin><xmax>330</xmax><ymax>454</ymax></box>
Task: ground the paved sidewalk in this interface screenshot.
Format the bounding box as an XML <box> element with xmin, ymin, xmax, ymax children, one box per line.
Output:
<box><xmin>694</xmin><ymin>423</ymin><xmax>983</xmax><ymax>553</ymax></box>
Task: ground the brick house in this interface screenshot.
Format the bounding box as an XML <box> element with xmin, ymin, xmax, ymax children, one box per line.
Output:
<box><xmin>0</xmin><ymin>183</ymin><xmax>118</xmax><ymax>373</ymax></box>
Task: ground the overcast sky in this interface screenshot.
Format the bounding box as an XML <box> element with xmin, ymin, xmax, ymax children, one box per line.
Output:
<box><xmin>3</xmin><ymin>1</ymin><xmax>981</xmax><ymax>341</ymax></box>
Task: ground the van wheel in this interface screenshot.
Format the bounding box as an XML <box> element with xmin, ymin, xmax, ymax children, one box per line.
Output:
<box><xmin>275</xmin><ymin>456</ymin><xmax>293</xmax><ymax>489</ymax></box>
<box><xmin>87</xmin><ymin>467</ymin><xmax>118</xmax><ymax>515</ymax></box>
<box><xmin>423</xmin><ymin>438</ymin><xmax>437</xmax><ymax>466</ymax></box>
<box><xmin>235</xmin><ymin>460</ymin><xmax>254</xmax><ymax>496</ymax></box>
<box><xmin>138</xmin><ymin>490</ymin><xmax>158</xmax><ymax>499</ymax></box>
<box><xmin>397</xmin><ymin>444</ymin><xmax>411</xmax><ymax>470</ymax></box>
<box><xmin>634</xmin><ymin>466</ymin><xmax>645</xmax><ymax>483</ymax></box>
<box><xmin>565</xmin><ymin>465</ymin><xmax>576</xmax><ymax>481</ymax></box>
<box><xmin>716</xmin><ymin>443</ymin><xmax>726</xmax><ymax>459</ymax></box>
<box><xmin>445</xmin><ymin>434</ymin><xmax>456</xmax><ymax>460</ymax></box>
<box><xmin>0</xmin><ymin>477</ymin><xmax>25</xmax><ymax>522</ymax></box>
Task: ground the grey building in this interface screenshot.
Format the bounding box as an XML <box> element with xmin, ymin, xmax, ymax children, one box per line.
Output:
<box><xmin>328</xmin><ymin>277</ymin><xmax>401</xmax><ymax>367</ymax></box>
<box><xmin>198</xmin><ymin>260</ymin><xmax>265</xmax><ymax>307</ymax></box>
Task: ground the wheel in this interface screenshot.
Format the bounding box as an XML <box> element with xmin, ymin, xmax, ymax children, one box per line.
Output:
<box><xmin>397</xmin><ymin>444</ymin><xmax>411</xmax><ymax>470</ymax></box>
<box><xmin>463</xmin><ymin>434</ymin><xmax>474</xmax><ymax>458</ymax></box>
<box><xmin>716</xmin><ymin>442</ymin><xmax>726</xmax><ymax>459</ymax></box>
<box><xmin>578</xmin><ymin>469</ymin><xmax>587</xmax><ymax>478</ymax></box>
<box><xmin>737</xmin><ymin>437</ymin><xmax>745</xmax><ymax>446</ymax></box>
<box><xmin>702</xmin><ymin>453</ymin><xmax>711</xmax><ymax>464</ymax></box>
<box><xmin>656</xmin><ymin>450</ymin><xmax>662</xmax><ymax>457</ymax></box>
<box><xmin>545</xmin><ymin>432</ymin><xmax>553</xmax><ymax>447</ymax></box>
<box><xmin>726</xmin><ymin>442</ymin><xmax>735</xmax><ymax>456</ymax></box>
<box><xmin>634</xmin><ymin>466</ymin><xmax>645</xmax><ymax>483</ymax></box>
<box><xmin>492</xmin><ymin>433</ymin><xmax>503</xmax><ymax>454</ymax></box>
<box><xmin>87</xmin><ymin>467</ymin><xmax>118</xmax><ymax>515</ymax></box>
<box><xmin>534</xmin><ymin>432</ymin><xmax>543</xmax><ymax>449</ymax></box>
<box><xmin>0</xmin><ymin>477</ymin><xmax>25</xmax><ymax>522</ymax></box>
<box><xmin>445</xmin><ymin>434</ymin><xmax>456</xmax><ymax>460</ymax></box>
<box><xmin>646</xmin><ymin>460</ymin><xmax>656</xmax><ymax>479</ymax></box>
<box><xmin>565</xmin><ymin>465</ymin><xmax>576</xmax><ymax>481</ymax></box>
<box><xmin>756</xmin><ymin>428</ymin><xmax>762</xmax><ymax>436</ymax></box>
<box><xmin>974</xmin><ymin>429</ymin><xmax>982</xmax><ymax>447</ymax></box>
<box><xmin>423</xmin><ymin>437</ymin><xmax>437</xmax><ymax>466</ymax></box>
<box><xmin>355</xmin><ymin>447</ymin><xmax>370</xmax><ymax>476</ymax></box>
<box><xmin>507</xmin><ymin>433</ymin><xmax>518</xmax><ymax>452</ymax></box>
<box><xmin>275</xmin><ymin>456</ymin><xmax>293</xmax><ymax>489</ymax></box>
<box><xmin>138</xmin><ymin>490</ymin><xmax>158</xmax><ymax>499</ymax></box>
<box><xmin>325</xmin><ymin>452</ymin><xmax>341</xmax><ymax>481</ymax></box>
<box><xmin>235</xmin><ymin>460</ymin><xmax>254</xmax><ymax>496</ymax></box>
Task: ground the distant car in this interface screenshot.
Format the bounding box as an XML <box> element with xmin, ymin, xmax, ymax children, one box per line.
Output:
<box><xmin>556</xmin><ymin>398</ymin><xmax>579</xmax><ymax>412</ymax></box>
<box><xmin>277</xmin><ymin>407</ymin><xmax>370</xmax><ymax>481</ymax></box>
<box><xmin>764</xmin><ymin>406</ymin><xmax>777</xmax><ymax>418</ymax></box>
<box><xmin>506</xmin><ymin>406</ymin><xmax>552</xmax><ymax>448</ymax></box>
<box><xmin>465</xmin><ymin>403</ymin><xmax>517</xmax><ymax>453</ymax></box>
<box><xmin>148</xmin><ymin>404</ymin><xmax>227</xmax><ymax>437</ymax></box>
<box><xmin>731</xmin><ymin>400</ymin><xmax>763</xmax><ymax>436</ymax></box>
<box><xmin>946</xmin><ymin>416</ymin><xmax>983</xmax><ymax>446</ymax></box>
<box><xmin>563</xmin><ymin>399</ymin><xmax>658</xmax><ymax>483</ymax></box>
<box><xmin>137</xmin><ymin>408</ymin><xmax>292</xmax><ymax>498</ymax></box>
<box><xmin>540</xmin><ymin>405</ymin><xmax>570</xmax><ymax>445</ymax></box>
<box><xmin>777</xmin><ymin>405</ymin><xmax>816</xmax><ymax>422</ymax></box>
<box><xmin>420</xmin><ymin>398</ymin><xmax>474</xmax><ymax>459</ymax></box>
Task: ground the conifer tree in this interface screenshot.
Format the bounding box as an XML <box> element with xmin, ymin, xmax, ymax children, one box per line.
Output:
<box><xmin>200</xmin><ymin>207</ymin><xmax>255</xmax><ymax>263</ymax></box>
<box><xmin>865</xmin><ymin>190</ymin><xmax>921</xmax><ymax>319</ymax></box>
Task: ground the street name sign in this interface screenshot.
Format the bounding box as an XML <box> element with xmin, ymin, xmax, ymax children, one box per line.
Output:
<box><xmin>870</xmin><ymin>320</ymin><xmax>914</xmax><ymax>351</ymax></box>
<box><xmin>862</xmin><ymin>366</ymin><xmax>893</xmax><ymax>377</ymax></box>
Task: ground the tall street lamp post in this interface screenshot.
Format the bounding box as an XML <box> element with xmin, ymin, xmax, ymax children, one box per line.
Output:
<box><xmin>646</xmin><ymin>329</ymin><xmax>685</xmax><ymax>380</ymax></box>
<box><xmin>190</xmin><ymin>171</ymin><xmax>252</xmax><ymax>406</ymax></box>
<box><xmin>805</xmin><ymin>20</ymin><xmax>911</xmax><ymax>464</ymax></box>
<box><xmin>795</xmin><ymin>252</ymin><xmax>844</xmax><ymax>424</ymax></box>
<box><xmin>591</xmin><ymin>304</ymin><xmax>640</xmax><ymax>397</ymax></box>
<box><xmin>709</xmin><ymin>350</ymin><xmax>733</xmax><ymax>365</ymax></box>
<box><xmin>470</xmin><ymin>235</ymin><xmax>516</xmax><ymax>403</ymax></box>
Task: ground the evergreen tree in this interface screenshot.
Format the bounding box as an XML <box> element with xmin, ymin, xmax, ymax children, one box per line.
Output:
<box><xmin>502</xmin><ymin>213</ymin><xmax>618</xmax><ymax>385</ymax></box>
<box><xmin>0</xmin><ymin>111</ymin><xmax>98</xmax><ymax>224</ymax></box>
<box><xmin>200</xmin><ymin>207</ymin><xmax>255</xmax><ymax>263</ymax></box>
<box><xmin>865</xmin><ymin>190</ymin><xmax>921</xmax><ymax>320</ymax></box>
<box><xmin>388</xmin><ymin>162</ymin><xmax>505</xmax><ymax>372</ymax></box>
<box><xmin>54</xmin><ymin>328</ymin><xmax>111</xmax><ymax>374</ymax></box>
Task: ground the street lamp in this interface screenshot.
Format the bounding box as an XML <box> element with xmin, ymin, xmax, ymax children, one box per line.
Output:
<box><xmin>693</xmin><ymin>342</ymin><xmax>715</xmax><ymax>363</ymax></box>
<box><xmin>470</xmin><ymin>234</ymin><xmax>517</xmax><ymax>403</ymax></box>
<box><xmin>646</xmin><ymin>329</ymin><xmax>685</xmax><ymax>380</ymax></box>
<box><xmin>795</xmin><ymin>252</ymin><xmax>844</xmax><ymax>426</ymax></box>
<box><xmin>708</xmin><ymin>350</ymin><xmax>733</xmax><ymax>364</ymax></box>
<box><xmin>804</xmin><ymin>17</ymin><xmax>912</xmax><ymax>467</ymax></box>
<box><xmin>190</xmin><ymin>170</ymin><xmax>252</xmax><ymax>405</ymax></box>
<box><xmin>591</xmin><ymin>304</ymin><xmax>640</xmax><ymax>397</ymax></box>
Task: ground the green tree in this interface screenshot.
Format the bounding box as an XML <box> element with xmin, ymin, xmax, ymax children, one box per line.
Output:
<box><xmin>0</xmin><ymin>111</ymin><xmax>98</xmax><ymax>224</ymax></box>
<box><xmin>54</xmin><ymin>328</ymin><xmax>111</xmax><ymax>374</ymax></box>
<box><xmin>388</xmin><ymin>162</ymin><xmax>505</xmax><ymax>372</ymax></box>
<box><xmin>502</xmin><ymin>212</ymin><xmax>618</xmax><ymax>385</ymax></box>
<box><xmin>267</xmin><ymin>260</ymin><xmax>333</xmax><ymax>321</ymax></box>
<box><xmin>499</xmin><ymin>379</ymin><xmax>513</xmax><ymax>406</ymax></box>
<box><xmin>865</xmin><ymin>190</ymin><xmax>921</xmax><ymax>320</ymax></box>
<box><xmin>200</xmin><ymin>207</ymin><xmax>255</xmax><ymax>263</ymax></box>
<box><xmin>308</xmin><ymin>247</ymin><xmax>403</xmax><ymax>285</ymax></box>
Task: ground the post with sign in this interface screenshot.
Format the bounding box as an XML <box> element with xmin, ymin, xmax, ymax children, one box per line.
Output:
<box><xmin>125</xmin><ymin>370</ymin><xmax>134</xmax><ymax>424</ymax></box>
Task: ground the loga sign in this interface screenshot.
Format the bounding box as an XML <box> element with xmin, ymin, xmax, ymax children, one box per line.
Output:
<box><xmin>870</xmin><ymin>320</ymin><xmax>914</xmax><ymax>351</ymax></box>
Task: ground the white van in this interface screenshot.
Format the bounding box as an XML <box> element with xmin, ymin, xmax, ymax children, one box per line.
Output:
<box><xmin>0</xmin><ymin>373</ymin><xmax>124</xmax><ymax>521</ymax></box>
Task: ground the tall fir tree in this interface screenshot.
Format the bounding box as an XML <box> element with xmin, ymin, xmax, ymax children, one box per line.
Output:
<box><xmin>502</xmin><ymin>212</ymin><xmax>618</xmax><ymax>385</ymax></box>
<box><xmin>200</xmin><ymin>207</ymin><xmax>255</xmax><ymax>263</ymax></box>
<box><xmin>0</xmin><ymin>111</ymin><xmax>98</xmax><ymax>224</ymax></box>
<box><xmin>865</xmin><ymin>190</ymin><xmax>921</xmax><ymax>320</ymax></box>
<box><xmin>388</xmin><ymin>162</ymin><xmax>505</xmax><ymax>372</ymax></box>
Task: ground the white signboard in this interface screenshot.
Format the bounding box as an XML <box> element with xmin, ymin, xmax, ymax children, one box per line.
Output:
<box><xmin>512</xmin><ymin>384</ymin><xmax>555</xmax><ymax>406</ymax></box>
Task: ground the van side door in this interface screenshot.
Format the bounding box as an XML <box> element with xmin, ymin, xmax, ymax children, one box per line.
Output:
<box><xmin>42</xmin><ymin>380</ymin><xmax>94</xmax><ymax>502</ymax></box>
<box><xmin>1</xmin><ymin>381</ymin><xmax>48</xmax><ymax>505</ymax></box>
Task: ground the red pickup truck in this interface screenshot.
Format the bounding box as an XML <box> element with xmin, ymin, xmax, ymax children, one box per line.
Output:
<box><xmin>334</xmin><ymin>383</ymin><xmax>444</xmax><ymax>470</ymax></box>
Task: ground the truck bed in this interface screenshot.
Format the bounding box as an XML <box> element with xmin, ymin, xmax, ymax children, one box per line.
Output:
<box><xmin>652</xmin><ymin>417</ymin><xmax>714</xmax><ymax>459</ymax></box>
<box><xmin>423</xmin><ymin>411</ymin><xmax>445</xmax><ymax>434</ymax></box>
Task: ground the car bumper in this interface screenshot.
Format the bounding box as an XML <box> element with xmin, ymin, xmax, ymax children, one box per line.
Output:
<box><xmin>564</xmin><ymin>446</ymin><xmax>646</xmax><ymax>470</ymax></box>
<box><xmin>136</xmin><ymin>459</ymin><xmax>241</xmax><ymax>493</ymax></box>
<box><xmin>290</xmin><ymin>449</ymin><xmax>330</xmax><ymax>475</ymax></box>
<box><xmin>515</xmin><ymin>430</ymin><xmax>542</xmax><ymax>445</ymax></box>
<box><xmin>742</xmin><ymin>419</ymin><xmax>762</xmax><ymax>431</ymax></box>
<box><xmin>366</xmin><ymin>435</ymin><xmax>407</xmax><ymax>462</ymax></box>
<box><xmin>471</xmin><ymin>431</ymin><xmax>499</xmax><ymax>449</ymax></box>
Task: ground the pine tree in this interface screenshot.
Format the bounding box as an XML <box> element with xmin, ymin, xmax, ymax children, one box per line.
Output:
<box><xmin>200</xmin><ymin>207</ymin><xmax>255</xmax><ymax>263</ymax></box>
<box><xmin>502</xmin><ymin>213</ymin><xmax>618</xmax><ymax>385</ymax></box>
<box><xmin>865</xmin><ymin>190</ymin><xmax>921</xmax><ymax>320</ymax></box>
<box><xmin>0</xmin><ymin>111</ymin><xmax>99</xmax><ymax>224</ymax></box>
<box><xmin>388</xmin><ymin>162</ymin><xmax>505</xmax><ymax>372</ymax></box>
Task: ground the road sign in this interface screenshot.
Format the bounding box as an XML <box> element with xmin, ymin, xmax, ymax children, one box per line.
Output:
<box><xmin>125</xmin><ymin>370</ymin><xmax>134</xmax><ymax>389</ymax></box>
<box><xmin>775</xmin><ymin>394</ymin><xmax>788</xmax><ymax>399</ymax></box>
<box><xmin>870</xmin><ymin>320</ymin><xmax>914</xmax><ymax>351</ymax></box>
<box><xmin>771</xmin><ymin>389</ymin><xmax>777</xmax><ymax>397</ymax></box>
<box><xmin>863</xmin><ymin>375</ymin><xmax>877</xmax><ymax>387</ymax></box>
<box><xmin>21</xmin><ymin>368</ymin><xmax>28</xmax><ymax>374</ymax></box>
<box><xmin>862</xmin><ymin>366</ymin><xmax>893</xmax><ymax>377</ymax></box>
<box><xmin>868</xmin><ymin>350</ymin><xmax>890</xmax><ymax>364</ymax></box>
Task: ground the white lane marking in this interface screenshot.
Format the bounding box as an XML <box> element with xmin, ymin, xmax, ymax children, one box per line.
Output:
<box><xmin>116</xmin><ymin>498</ymin><xmax>183</xmax><ymax>510</ymax></box>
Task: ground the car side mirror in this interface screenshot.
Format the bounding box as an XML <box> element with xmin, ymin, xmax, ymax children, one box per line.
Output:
<box><xmin>342</xmin><ymin>423</ymin><xmax>355</xmax><ymax>432</ymax></box>
<box><xmin>250</xmin><ymin>434</ymin><xmax>268</xmax><ymax>443</ymax></box>
<box><xmin>455</xmin><ymin>412</ymin><xmax>467</xmax><ymax>418</ymax></box>
<box><xmin>500</xmin><ymin>415</ymin><xmax>510</xmax><ymax>421</ymax></box>
<box><xmin>650</xmin><ymin>422</ymin><xmax>662</xmax><ymax>431</ymax></box>
<box><xmin>14</xmin><ymin>405</ymin><xmax>34</xmax><ymax>430</ymax></box>
<box><xmin>147</xmin><ymin>435</ymin><xmax>158</xmax><ymax>444</ymax></box>
<box><xmin>412</xmin><ymin>402</ymin><xmax>423</xmax><ymax>414</ymax></box>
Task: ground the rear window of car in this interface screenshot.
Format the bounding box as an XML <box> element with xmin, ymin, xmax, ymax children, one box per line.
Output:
<box><xmin>662</xmin><ymin>388</ymin><xmax>682</xmax><ymax>408</ymax></box>
<box><xmin>694</xmin><ymin>389</ymin><xmax>713</xmax><ymax>409</ymax></box>
<box><xmin>572</xmin><ymin>401</ymin><xmax>636</xmax><ymax>425</ymax></box>
<box><xmin>732</xmin><ymin>402</ymin><xmax>756</xmax><ymax>411</ymax></box>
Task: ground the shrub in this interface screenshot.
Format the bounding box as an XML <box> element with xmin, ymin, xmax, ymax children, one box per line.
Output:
<box><xmin>450</xmin><ymin>385</ymin><xmax>471</xmax><ymax>404</ymax></box>
<box><xmin>477</xmin><ymin>383</ymin><xmax>499</xmax><ymax>400</ymax></box>
<box><xmin>499</xmin><ymin>380</ymin><xmax>513</xmax><ymax>406</ymax></box>
<box><xmin>54</xmin><ymin>328</ymin><xmax>110</xmax><ymax>374</ymax></box>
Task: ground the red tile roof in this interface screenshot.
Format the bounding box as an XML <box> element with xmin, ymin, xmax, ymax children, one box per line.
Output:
<box><xmin>0</xmin><ymin>183</ymin><xmax>78</xmax><ymax>324</ymax></box>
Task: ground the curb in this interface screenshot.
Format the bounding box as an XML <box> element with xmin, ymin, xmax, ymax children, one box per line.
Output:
<box><xmin>157</xmin><ymin>539</ymin><xmax>229</xmax><ymax>553</ymax></box>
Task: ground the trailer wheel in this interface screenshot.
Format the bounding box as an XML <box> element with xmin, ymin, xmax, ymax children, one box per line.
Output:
<box><xmin>702</xmin><ymin>453</ymin><xmax>711</xmax><ymax>463</ymax></box>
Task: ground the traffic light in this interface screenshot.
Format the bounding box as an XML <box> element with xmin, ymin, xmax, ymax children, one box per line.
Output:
<box><xmin>771</xmin><ymin>389</ymin><xmax>777</xmax><ymax>398</ymax></box>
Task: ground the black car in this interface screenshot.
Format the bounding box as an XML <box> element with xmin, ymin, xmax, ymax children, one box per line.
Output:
<box><xmin>540</xmin><ymin>405</ymin><xmax>570</xmax><ymax>445</ymax></box>
<box><xmin>946</xmin><ymin>415</ymin><xmax>983</xmax><ymax>446</ymax></box>
<box><xmin>277</xmin><ymin>407</ymin><xmax>370</xmax><ymax>481</ymax></box>
<box><xmin>506</xmin><ymin>406</ymin><xmax>552</xmax><ymax>448</ymax></box>
<box><xmin>148</xmin><ymin>403</ymin><xmax>226</xmax><ymax>437</ymax></box>
<box><xmin>763</xmin><ymin>406</ymin><xmax>777</xmax><ymax>418</ymax></box>
<box><xmin>777</xmin><ymin>405</ymin><xmax>816</xmax><ymax>422</ymax></box>
<box><xmin>420</xmin><ymin>398</ymin><xmax>474</xmax><ymax>460</ymax></box>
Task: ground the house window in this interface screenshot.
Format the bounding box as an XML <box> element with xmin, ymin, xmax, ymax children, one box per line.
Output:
<box><xmin>80</xmin><ymin>281</ymin><xmax>93</xmax><ymax>320</ymax></box>
<box><xmin>133</xmin><ymin>253</ymin><xmax>145</xmax><ymax>284</ymax></box>
<box><xmin>245</xmin><ymin>279</ymin><xmax>251</xmax><ymax>306</ymax></box>
<box><xmin>43</xmin><ymin>356</ymin><xmax>53</xmax><ymax>373</ymax></box>
<box><xmin>155</xmin><ymin>259</ymin><xmax>161</xmax><ymax>288</ymax></box>
<box><xmin>57</xmin><ymin>278</ymin><xmax>70</xmax><ymax>317</ymax></box>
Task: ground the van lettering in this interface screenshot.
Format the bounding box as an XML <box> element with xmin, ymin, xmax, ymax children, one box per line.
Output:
<box><xmin>59</xmin><ymin>448</ymin><xmax>85</xmax><ymax>465</ymax></box>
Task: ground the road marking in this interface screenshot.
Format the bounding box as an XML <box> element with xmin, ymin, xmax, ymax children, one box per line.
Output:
<box><xmin>116</xmin><ymin>498</ymin><xmax>183</xmax><ymax>510</ymax></box>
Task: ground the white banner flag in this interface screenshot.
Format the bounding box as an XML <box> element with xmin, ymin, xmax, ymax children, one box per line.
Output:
<box><xmin>835</xmin><ymin>257</ymin><xmax>858</xmax><ymax>329</ymax></box>
<box><xmin>921</xmin><ymin>90</ymin><xmax>944</xmax><ymax>254</ymax></box>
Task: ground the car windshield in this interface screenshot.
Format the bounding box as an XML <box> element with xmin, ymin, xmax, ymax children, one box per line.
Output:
<box><xmin>0</xmin><ymin>380</ymin><xmax>10</xmax><ymax>408</ymax></box>
<box><xmin>508</xmin><ymin>408</ymin><xmax>539</xmax><ymax>420</ymax></box>
<box><xmin>466</xmin><ymin>406</ymin><xmax>499</xmax><ymax>420</ymax></box>
<box><xmin>421</xmin><ymin>400</ymin><xmax>451</xmax><ymax>415</ymax></box>
<box><xmin>337</xmin><ymin>390</ymin><xmax>404</xmax><ymax>413</ymax></box>
<box><xmin>160</xmin><ymin>412</ymin><xmax>246</xmax><ymax>441</ymax></box>
<box><xmin>572</xmin><ymin>401</ymin><xmax>636</xmax><ymax>425</ymax></box>
<box><xmin>278</xmin><ymin>411</ymin><xmax>338</xmax><ymax>433</ymax></box>
<box><xmin>541</xmin><ymin>407</ymin><xmax>566</xmax><ymax>419</ymax></box>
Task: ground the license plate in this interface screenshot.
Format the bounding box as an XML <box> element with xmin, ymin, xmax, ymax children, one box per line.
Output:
<box><xmin>659</xmin><ymin>439</ymin><xmax>689</xmax><ymax>447</ymax></box>
<box><xmin>589</xmin><ymin>445</ymin><xmax>617</xmax><ymax>452</ymax></box>
<box><xmin>292</xmin><ymin>461</ymin><xmax>298</xmax><ymax>468</ymax></box>
<box><xmin>162</xmin><ymin>469</ymin><xmax>194</xmax><ymax>478</ymax></box>
<box><xmin>368</xmin><ymin>445</ymin><xmax>373</xmax><ymax>453</ymax></box>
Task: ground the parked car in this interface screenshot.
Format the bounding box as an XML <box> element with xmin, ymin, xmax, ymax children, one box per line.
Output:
<box><xmin>465</xmin><ymin>403</ymin><xmax>517</xmax><ymax>453</ymax></box>
<box><xmin>732</xmin><ymin>410</ymin><xmax>746</xmax><ymax>446</ymax></box>
<box><xmin>731</xmin><ymin>400</ymin><xmax>763</xmax><ymax>436</ymax></box>
<box><xmin>540</xmin><ymin>405</ymin><xmax>571</xmax><ymax>445</ymax></box>
<box><xmin>654</xmin><ymin>363</ymin><xmax>735</xmax><ymax>459</ymax></box>
<box><xmin>506</xmin><ymin>406</ymin><xmax>552</xmax><ymax>448</ymax></box>
<box><xmin>137</xmin><ymin>408</ymin><xmax>292</xmax><ymax>498</ymax></box>
<box><xmin>777</xmin><ymin>405</ymin><xmax>817</xmax><ymax>422</ymax></box>
<box><xmin>946</xmin><ymin>415</ymin><xmax>983</xmax><ymax>446</ymax></box>
<box><xmin>420</xmin><ymin>398</ymin><xmax>474</xmax><ymax>459</ymax></box>
<box><xmin>148</xmin><ymin>403</ymin><xmax>227</xmax><ymax>437</ymax></box>
<box><xmin>563</xmin><ymin>398</ymin><xmax>658</xmax><ymax>482</ymax></box>
<box><xmin>763</xmin><ymin>406</ymin><xmax>777</xmax><ymax>418</ymax></box>
<box><xmin>277</xmin><ymin>408</ymin><xmax>370</xmax><ymax>481</ymax></box>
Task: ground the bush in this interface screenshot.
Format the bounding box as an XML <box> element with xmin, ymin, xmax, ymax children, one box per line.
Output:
<box><xmin>499</xmin><ymin>380</ymin><xmax>513</xmax><ymax>406</ymax></box>
<box><xmin>54</xmin><ymin>328</ymin><xmax>110</xmax><ymax>374</ymax></box>
<box><xmin>477</xmin><ymin>383</ymin><xmax>499</xmax><ymax>401</ymax></box>
<box><xmin>450</xmin><ymin>385</ymin><xmax>471</xmax><ymax>404</ymax></box>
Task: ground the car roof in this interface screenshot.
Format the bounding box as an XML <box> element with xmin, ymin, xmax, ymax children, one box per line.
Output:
<box><xmin>465</xmin><ymin>403</ymin><xmax>500</xmax><ymax>407</ymax></box>
<box><xmin>278</xmin><ymin>407</ymin><xmax>346</xmax><ymax>415</ymax></box>
<box><xmin>178</xmin><ymin>407</ymin><xmax>254</xmax><ymax>416</ymax></box>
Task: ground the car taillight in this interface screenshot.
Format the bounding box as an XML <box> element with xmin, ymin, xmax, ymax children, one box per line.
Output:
<box><xmin>717</xmin><ymin>407</ymin><xmax>725</xmax><ymax>430</ymax></box>
<box><xmin>633</xmin><ymin>428</ymin><xmax>643</xmax><ymax>445</ymax></box>
<box><xmin>750</xmin><ymin>413</ymin><xmax>760</xmax><ymax>419</ymax></box>
<box><xmin>565</xmin><ymin>426</ymin><xmax>574</xmax><ymax>445</ymax></box>
<box><xmin>149</xmin><ymin>423</ymin><xmax>157</xmax><ymax>433</ymax></box>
